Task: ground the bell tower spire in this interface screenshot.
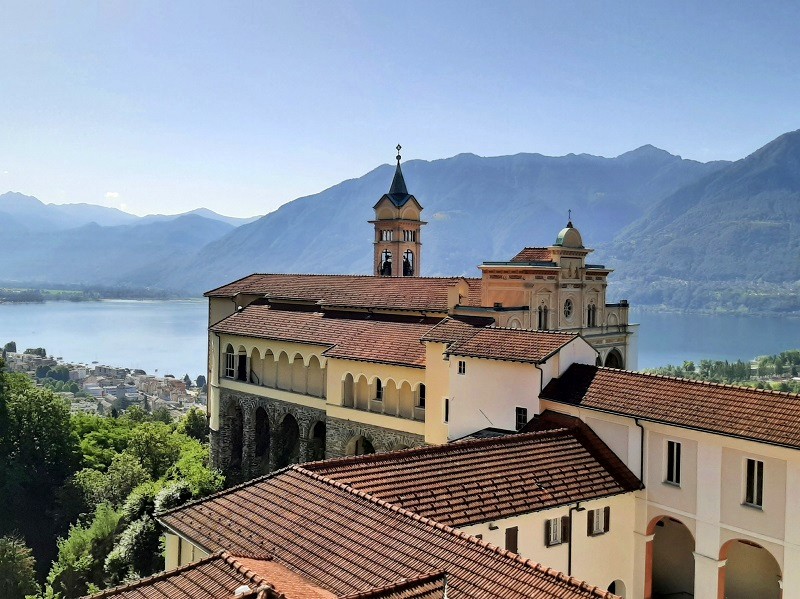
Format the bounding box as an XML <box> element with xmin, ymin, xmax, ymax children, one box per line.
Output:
<box><xmin>370</xmin><ymin>145</ymin><xmax>426</xmax><ymax>277</ymax></box>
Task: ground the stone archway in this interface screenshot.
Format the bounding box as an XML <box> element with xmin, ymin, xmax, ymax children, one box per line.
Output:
<box><xmin>607</xmin><ymin>580</ymin><xmax>626</xmax><ymax>598</ymax></box>
<box><xmin>345</xmin><ymin>435</ymin><xmax>375</xmax><ymax>456</ymax></box>
<box><xmin>274</xmin><ymin>413</ymin><xmax>300</xmax><ymax>469</ymax></box>
<box><xmin>605</xmin><ymin>348</ymin><xmax>624</xmax><ymax>369</ymax></box>
<box><xmin>720</xmin><ymin>539</ymin><xmax>781</xmax><ymax>599</ymax></box>
<box><xmin>307</xmin><ymin>420</ymin><xmax>326</xmax><ymax>462</ymax></box>
<box><xmin>646</xmin><ymin>516</ymin><xmax>695</xmax><ymax>598</ymax></box>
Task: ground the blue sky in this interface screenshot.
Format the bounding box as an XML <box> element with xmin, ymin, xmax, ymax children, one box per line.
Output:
<box><xmin>1</xmin><ymin>1</ymin><xmax>798</xmax><ymax>217</ymax></box>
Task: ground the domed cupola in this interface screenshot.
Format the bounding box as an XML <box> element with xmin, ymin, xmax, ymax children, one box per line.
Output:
<box><xmin>554</xmin><ymin>218</ymin><xmax>584</xmax><ymax>249</ymax></box>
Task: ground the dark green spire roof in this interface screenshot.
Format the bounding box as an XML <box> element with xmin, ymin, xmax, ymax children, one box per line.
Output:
<box><xmin>385</xmin><ymin>145</ymin><xmax>413</xmax><ymax>207</ymax></box>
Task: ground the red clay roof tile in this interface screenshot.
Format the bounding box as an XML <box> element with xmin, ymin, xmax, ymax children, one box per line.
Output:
<box><xmin>205</xmin><ymin>274</ymin><xmax>483</xmax><ymax>311</ymax></box>
<box><xmin>158</xmin><ymin>467</ymin><xmax>618</xmax><ymax>599</ymax></box>
<box><xmin>446</xmin><ymin>327</ymin><xmax>578</xmax><ymax>364</ymax></box>
<box><xmin>305</xmin><ymin>424</ymin><xmax>639</xmax><ymax>527</ymax></box>
<box><xmin>510</xmin><ymin>248</ymin><xmax>553</xmax><ymax>263</ymax></box>
<box><xmin>542</xmin><ymin>364</ymin><xmax>800</xmax><ymax>448</ymax></box>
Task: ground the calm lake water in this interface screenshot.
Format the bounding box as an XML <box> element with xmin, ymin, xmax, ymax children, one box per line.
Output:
<box><xmin>0</xmin><ymin>301</ymin><xmax>798</xmax><ymax>374</ymax></box>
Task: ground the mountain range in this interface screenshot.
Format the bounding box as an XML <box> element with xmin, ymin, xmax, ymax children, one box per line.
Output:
<box><xmin>2</xmin><ymin>130</ymin><xmax>799</xmax><ymax>313</ymax></box>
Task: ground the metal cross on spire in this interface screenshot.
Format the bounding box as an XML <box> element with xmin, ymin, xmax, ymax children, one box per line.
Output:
<box><xmin>396</xmin><ymin>144</ymin><xmax>402</xmax><ymax>164</ymax></box>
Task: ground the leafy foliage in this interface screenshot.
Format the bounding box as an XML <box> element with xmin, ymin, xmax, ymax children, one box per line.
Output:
<box><xmin>0</xmin><ymin>535</ymin><xmax>39</xmax><ymax>599</ymax></box>
<box><xmin>177</xmin><ymin>407</ymin><xmax>209</xmax><ymax>443</ymax></box>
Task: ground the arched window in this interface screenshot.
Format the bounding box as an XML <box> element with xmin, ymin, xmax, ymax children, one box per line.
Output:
<box><xmin>403</xmin><ymin>250</ymin><xmax>414</xmax><ymax>276</ymax></box>
<box><xmin>380</xmin><ymin>250</ymin><xmax>392</xmax><ymax>276</ymax></box>
<box><xmin>375</xmin><ymin>378</ymin><xmax>383</xmax><ymax>401</ymax></box>
<box><xmin>380</xmin><ymin>230</ymin><xmax>393</xmax><ymax>241</ymax></box>
<box><xmin>587</xmin><ymin>303</ymin><xmax>597</xmax><ymax>327</ymax></box>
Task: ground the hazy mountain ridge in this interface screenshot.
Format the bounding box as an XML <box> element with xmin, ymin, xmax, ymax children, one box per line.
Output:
<box><xmin>4</xmin><ymin>132</ymin><xmax>800</xmax><ymax>314</ymax></box>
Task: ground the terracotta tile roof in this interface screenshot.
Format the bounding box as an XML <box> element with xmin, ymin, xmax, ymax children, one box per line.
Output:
<box><xmin>542</xmin><ymin>364</ymin><xmax>800</xmax><ymax>448</ymax></box>
<box><xmin>338</xmin><ymin>572</ymin><xmax>446</xmax><ymax>599</ymax></box>
<box><xmin>446</xmin><ymin>327</ymin><xmax>578</xmax><ymax>364</ymax></box>
<box><xmin>304</xmin><ymin>423</ymin><xmax>639</xmax><ymax>527</ymax></box>
<box><xmin>211</xmin><ymin>306</ymin><xmax>432</xmax><ymax>368</ymax></box>
<box><xmin>235</xmin><ymin>557</ymin><xmax>337</xmax><ymax>599</ymax></box>
<box><xmin>418</xmin><ymin>317</ymin><xmax>480</xmax><ymax>345</ymax></box>
<box><xmin>81</xmin><ymin>552</ymin><xmax>289</xmax><ymax>599</ymax></box>
<box><xmin>205</xmin><ymin>274</ymin><xmax>483</xmax><ymax>311</ymax></box>
<box><xmin>510</xmin><ymin>247</ymin><xmax>554</xmax><ymax>263</ymax></box>
<box><xmin>159</xmin><ymin>467</ymin><xmax>618</xmax><ymax>599</ymax></box>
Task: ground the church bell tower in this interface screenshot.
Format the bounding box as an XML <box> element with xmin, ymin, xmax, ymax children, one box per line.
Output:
<box><xmin>370</xmin><ymin>145</ymin><xmax>426</xmax><ymax>277</ymax></box>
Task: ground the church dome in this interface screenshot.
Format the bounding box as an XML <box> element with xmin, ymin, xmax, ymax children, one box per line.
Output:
<box><xmin>554</xmin><ymin>221</ymin><xmax>584</xmax><ymax>248</ymax></box>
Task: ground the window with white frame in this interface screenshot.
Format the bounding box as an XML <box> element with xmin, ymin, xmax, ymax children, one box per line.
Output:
<box><xmin>457</xmin><ymin>360</ymin><xmax>466</xmax><ymax>375</ymax></box>
<box><xmin>545</xmin><ymin>517</ymin><xmax>567</xmax><ymax>547</ymax></box>
<box><xmin>224</xmin><ymin>348</ymin><xmax>235</xmax><ymax>378</ymax></box>
<box><xmin>665</xmin><ymin>440</ymin><xmax>681</xmax><ymax>485</ymax></box>
<box><xmin>587</xmin><ymin>507</ymin><xmax>610</xmax><ymax>536</ymax></box>
<box><xmin>744</xmin><ymin>458</ymin><xmax>764</xmax><ymax>508</ymax></box>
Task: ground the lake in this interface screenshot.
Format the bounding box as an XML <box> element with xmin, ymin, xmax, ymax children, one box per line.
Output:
<box><xmin>0</xmin><ymin>301</ymin><xmax>798</xmax><ymax>375</ymax></box>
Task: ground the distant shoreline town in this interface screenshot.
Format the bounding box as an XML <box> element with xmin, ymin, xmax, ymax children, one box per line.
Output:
<box><xmin>2</xmin><ymin>343</ymin><xmax>207</xmax><ymax>419</ymax></box>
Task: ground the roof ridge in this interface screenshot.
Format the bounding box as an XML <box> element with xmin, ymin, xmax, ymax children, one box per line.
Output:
<box><xmin>487</xmin><ymin>325</ymin><xmax>579</xmax><ymax>336</ymax></box>
<box><xmin>303</xmin><ymin>427</ymin><xmax>574</xmax><ymax>471</ymax></box>
<box><xmin>223</xmin><ymin>552</ymin><xmax>278</xmax><ymax>590</ymax></box>
<box><xmin>214</xmin><ymin>272</ymin><xmax>482</xmax><ymax>281</ymax></box>
<box><xmin>595</xmin><ymin>365</ymin><xmax>800</xmax><ymax>398</ymax></box>
<box><xmin>337</xmin><ymin>570</ymin><xmax>446</xmax><ymax>599</ymax></box>
<box><xmin>82</xmin><ymin>551</ymin><xmax>229</xmax><ymax>598</ymax></box>
<box><xmin>293</xmin><ymin>466</ymin><xmax>618</xmax><ymax>598</ymax></box>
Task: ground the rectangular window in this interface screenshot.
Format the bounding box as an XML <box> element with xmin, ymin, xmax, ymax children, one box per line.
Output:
<box><xmin>665</xmin><ymin>440</ymin><xmax>682</xmax><ymax>485</ymax></box>
<box><xmin>403</xmin><ymin>230</ymin><xmax>416</xmax><ymax>242</ymax></box>
<box><xmin>225</xmin><ymin>353</ymin><xmax>235</xmax><ymax>378</ymax></box>
<box><xmin>745</xmin><ymin>458</ymin><xmax>764</xmax><ymax>508</ymax></box>
<box><xmin>375</xmin><ymin>379</ymin><xmax>383</xmax><ymax>401</ymax></box>
<box><xmin>545</xmin><ymin>517</ymin><xmax>566</xmax><ymax>547</ymax></box>
<box><xmin>444</xmin><ymin>397</ymin><xmax>449</xmax><ymax>423</ymax></box>
<box><xmin>587</xmin><ymin>507</ymin><xmax>610</xmax><ymax>536</ymax></box>
<box><xmin>417</xmin><ymin>384</ymin><xmax>426</xmax><ymax>408</ymax></box>
<box><xmin>505</xmin><ymin>526</ymin><xmax>518</xmax><ymax>553</ymax></box>
<box><xmin>515</xmin><ymin>407</ymin><xmax>528</xmax><ymax>431</ymax></box>
<box><xmin>458</xmin><ymin>360</ymin><xmax>466</xmax><ymax>375</ymax></box>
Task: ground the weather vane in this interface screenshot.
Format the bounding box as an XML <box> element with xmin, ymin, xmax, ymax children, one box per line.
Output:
<box><xmin>396</xmin><ymin>144</ymin><xmax>402</xmax><ymax>163</ymax></box>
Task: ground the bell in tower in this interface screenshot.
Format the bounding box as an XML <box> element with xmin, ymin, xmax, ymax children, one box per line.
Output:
<box><xmin>370</xmin><ymin>145</ymin><xmax>426</xmax><ymax>277</ymax></box>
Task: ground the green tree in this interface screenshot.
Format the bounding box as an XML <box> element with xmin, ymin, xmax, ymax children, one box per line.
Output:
<box><xmin>177</xmin><ymin>407</ymin><xmax>208</xmax><ymax>443</ymax></box>
<box><xmin>682</xmin><ymin>361</ymin><xmax>695</xmax><ymax>373</ymax></box>
<box><xmin>44</xmin><ymin>503</ymin><xmax>121</xmax><ymax>599</ymax></box>
<box><xmin>124</xmin><ymin>422</ymin><xmax>181</xmax><ymax>479</ymax></box>
<box><xmin>151</xmin><ymin>406</ymin><xmax>173</xmax><ymax>424</ymax></box>
<box><xmin>3</xmin><ymin>341</ymin><xmax>16</xmax><ymax>353</ymax></box>
<box><xmin>0</xmin><ymin>535</ymin><xmax>39</xmax><ymax>599</ymax></box>
<box><xmin>182</xmin><ymin>374</ymin><xmax>192</xmax><ymax>388</ymax></box>
<box><xmin>195</xmin><ymin>375</ymin><xmax>206</xmax><ymax>389</ymax></box>
<box><xmin>23</xmin><ymin>348</ymin><xmax>47</xmax><ymax>358</ymax></box>
<box><xmin>74</xmin><ymin>453</ymin><xmax>150</xmax><ymax>508</ymax></box>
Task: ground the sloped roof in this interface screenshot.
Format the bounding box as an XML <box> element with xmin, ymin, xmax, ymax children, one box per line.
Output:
<box><xmin>445</xmin><ymin>326</ymin><xmax>578</xmax><ymax>364</ymax></box>
<box><xmin>158</xmin><ymin>467</ymin><xmax>617</xmax><ymax>599</ymax></box>
<box><xmin>338</xmin><ymin>572</ymin><xmax>446</xmax><ymax>599</ymax></box>
<box><xmin>205</xmin><ymin>274</ymin><xmax>482</xmax><ymax>312</ymax></box>
<box><xmin>304</xmin><ymin>420</ymin><xmax>639</xmax><ymax>527</ymax></box>
<box><xmin>211</xmin><ymin>306</ymin><xmax>431</xmax><ymax>368</ymax></box>
<box><xmin>510</xmin><ymin>247</ymin><xmax>554</xmax><ymax>263</ymax></box>
<box><xmin>542</xmin><ymin>364</ymin><xmax>800</xmax><ymax>448</ymax></box>
<box><xmin>81</xmin><ymin>552</ymin><xmax>295</xmax><ymax>599</ymax></box>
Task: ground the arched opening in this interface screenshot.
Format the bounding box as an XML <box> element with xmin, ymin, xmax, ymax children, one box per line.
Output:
<box><xmin>596</xmin><ymin>356</ymin><xmax>602</xmax><ymax>366</ymax></box>
<box><xmin>403</xmin><ymin>250</ymin><xmax>414</xmax><ymax>276</ymax></box>
<box><xmin>226</xmin><ymin>401</ymin><xmax>244</xmax><ymax>473</ymax></box>
<box><xmin>508</xmin><ymin>318</ymin><xmax>521</xmax><ymax>329</ymax></box>
<box><xmin>604</xmin><ymin>348</ymin><xmax>624</xmax><ymax>369</ymax></box>
<box><xmin>307</xmin><ymin>356</ymin><xmax>324</xmax><ymax>397</ymax></box>
<box><xmin>254</xmin><ymin>407</ymin><xmax>270</xmax><ymax>474</ymax></box>
<box><xmin>607</xmin><ymin>312</ymin><xmax>619</xmax><ymax>326</ymax></box>
<box><xmin>647</xmin><ymin>516</ymin><xmax>695</xmax><ymax>598</ymax></box>
<box><xmin>224</xmin><ymin>344</ymin><xmax>235</xmax><ymax>378</ymax></box>
<box><xmin>345</xmin><ymin>435</ymin><xmax>375</xmax><ymax>456</ymax></box>
<box><xmin>383</xmin><ymin>379</ymin><xmax>398</xmax><ymax>416</ymax></box>
<box><xmin>374</xmin><ymin>378</ymin><xmax>383</xmax><ymax>401</ymax></box>
<box><xmin>342</xmin><ymin>373</ymin><xmax>355</xmax><ymax>407</ymax></box>
<box><xmin>276</xmin><ymin>352</ymin><xmax>291</xmax><ymax>390</ymax></box>
<box><xmin>274</xmin><ymin>414</ymin><xmax>300</xmax><ymax>469</ymax></box>
<box><xmin>291</xmin><ymin>354</ymin><xmax>307</xmax><ymax>394</ymax></box>
<box><xmin>587</xmin><ymin>303</ymin><xmax>597</xmax><ymax>327</ymax></box>
<box><xmin>236</xmin><ymin>346</ymin><xmax>247</xmax><ymax>382</ymax></box>
<box><xmin>537</xmin><ymin>305</ymin><xmax>549</xmax><ymax>330</ymax></box>
<box><xmin>379</xmin><ymin>250</ymin><xmax>393</xmax><ymax>276</ymax></box>
<box><xmin>416</xmin><ymin>383</ymin><xmax>426</xmax><ymax>409</ymax></box>
<box><xmin>720</xmin><ymin>539</ymin><xmax>781</xmax><ymax>599</ymax></box>
<box><xmin>307</xmin><ymin>421</ymin><xmax>326</xmax><ymax>462</ymax></box>
<box><xmin>607</xmin><ymin>580</ymin><xmax>626</xmax><ymax>598</ymax></box>
<box><xmin>249</xmin><ymin>348</ymin><xmax>262</xmax><ymax>385</ymax></box>
<box><xmin>262</xmin><ymin>349</ymin><xmax>277</xmax><ymax>388</ymax></box>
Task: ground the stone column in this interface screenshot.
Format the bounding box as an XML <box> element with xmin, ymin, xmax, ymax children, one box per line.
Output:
<box><xmin>634</xmin><ymin>531</ymin><xmax>654</xmax><ymax>599</ymax></box>
<box><xmin>240</xmin><ymin>397</ymin><xmax>257</xmax><ymax>479</ymax></box>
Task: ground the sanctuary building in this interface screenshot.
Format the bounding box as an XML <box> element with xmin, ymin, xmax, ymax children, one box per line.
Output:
<box><xmin>88</xmin><ymin>151</ymin><xmax>800</xmax><ymax>599</ymax></box>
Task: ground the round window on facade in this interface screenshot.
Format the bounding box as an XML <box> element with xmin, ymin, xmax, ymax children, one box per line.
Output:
<box><xmin>563</xmin><ymin>298</ymin><xmax>573</xmax><ymax>319</ymax></box>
